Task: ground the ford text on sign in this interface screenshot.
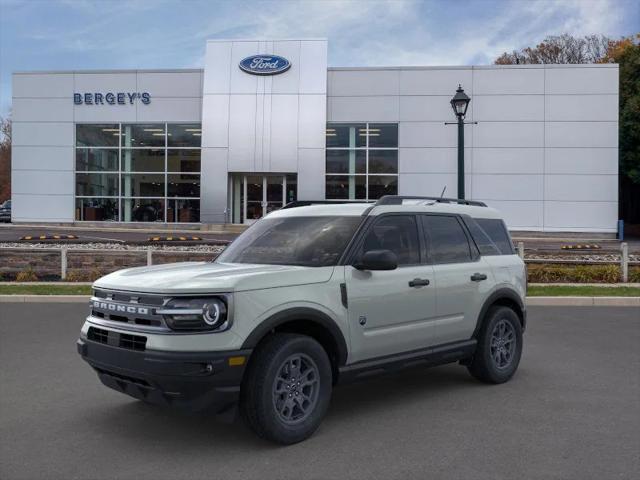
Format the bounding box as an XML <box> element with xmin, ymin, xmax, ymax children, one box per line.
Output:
<box><xmin>239</xmin><ymin>55</ymin><xmax>291</xmax><ymax>75</ymax></box>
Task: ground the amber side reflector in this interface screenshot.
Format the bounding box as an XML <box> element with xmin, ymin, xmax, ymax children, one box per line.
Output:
<box><xmin>228</xmin><ymin>356</ymin><xmax>246</xmax><ymax>367</ymax></box>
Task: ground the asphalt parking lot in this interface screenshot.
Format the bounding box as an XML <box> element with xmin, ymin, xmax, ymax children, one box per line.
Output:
<box><xmin>1</xmin><ymin>304</ymin><xmax>638</xmax><ymax>480</ymax></box>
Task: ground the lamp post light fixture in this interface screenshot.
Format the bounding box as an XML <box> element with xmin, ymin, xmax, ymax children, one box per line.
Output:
<box><xmin>446</xmin><ymin>84</ymin><xmax>474</xmax><ymax>200</ymax></box>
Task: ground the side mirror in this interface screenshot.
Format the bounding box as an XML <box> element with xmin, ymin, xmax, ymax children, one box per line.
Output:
<box><xmin>354</xmin><ymin>249</ymin><xmax>398</xmax><ymax>271</ymax></box>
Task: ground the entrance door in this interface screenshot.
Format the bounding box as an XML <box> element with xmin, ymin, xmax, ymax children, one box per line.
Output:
<box><xmin>232</xmin><ymin>174</ymin><xmax>295</xmax><ymax>224</ymax></box>
<box><xmin>245</xmin><ymin>175</ymin><xmax>264</xmax><ymax>224</ymax></box>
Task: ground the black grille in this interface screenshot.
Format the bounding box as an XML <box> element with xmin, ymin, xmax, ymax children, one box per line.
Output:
<box><xmin>119</xmin><ymin>333</ymin><xmax>147</xmax><ymax>351</ymax></box>
<box><xmin>90</xmin><ymin>289</ymin><xmax>167</xmax><ymax>331</ymax></box>
<box><xmin>87</xmin><ymin>327</ymin><xmax>108</xmax><ymax>344</ymax></box>
<box><xmin>94</xmin><ymin>289</ymin><xmax>164</xmax><ymax>306</ymax></box>
<box><xmin>87</xmin><ymin>327</ymin><xmax>147</xmax><ymax>352</ymax></box>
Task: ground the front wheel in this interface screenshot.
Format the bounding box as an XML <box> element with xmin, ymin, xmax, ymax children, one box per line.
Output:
<box><xmin>240</xmin><ymin>333</ymin><xmax>332</xmax><ymax>444</ymax></box>
<box><xmin>467</xmin><ymin>306</ymin><xmax>523</xmax><ymax>384</ymax></box>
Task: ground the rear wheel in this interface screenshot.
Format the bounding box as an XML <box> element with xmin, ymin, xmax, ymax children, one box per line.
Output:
<box><xmin>467</xmin><ymin>306</ymin><xmax>523</xmax><ymax>384</ymax></box>
<box><xmin>240</xmin><ymin>333</ymin><xmax>332</xmax><ymax>444</ymax></box>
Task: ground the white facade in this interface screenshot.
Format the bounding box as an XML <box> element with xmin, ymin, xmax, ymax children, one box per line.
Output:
<box><xmin>11</xmin><ymin>39</ymin><xmax>619</xmax><ymax>232</ymax></box>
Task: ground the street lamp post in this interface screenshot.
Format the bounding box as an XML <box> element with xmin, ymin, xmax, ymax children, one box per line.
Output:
<box><xmin>447</xmin><ymin>85</ymin><xmax>472</xmax><ymax>199</ymax></box>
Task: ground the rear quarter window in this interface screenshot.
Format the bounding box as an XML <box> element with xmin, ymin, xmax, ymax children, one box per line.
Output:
<box><xmin>470</xmin><ymin>218</ymin><xmax>514</xmax><ymax>255</ymax></box>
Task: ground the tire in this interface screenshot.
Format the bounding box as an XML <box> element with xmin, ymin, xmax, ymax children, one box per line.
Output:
<box><xmin>467</xmin><ymin>306</ymin><xmax>523</xmax><ymax>384</ymax></box>
<box><xmin>240</xmin><ymin>333</ymin><xmax>332</xmax><ymax>445</ymax></box>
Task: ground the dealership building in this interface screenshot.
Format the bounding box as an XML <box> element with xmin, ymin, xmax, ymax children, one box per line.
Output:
<box><xmin>11</xmin><ymin>39</ymin><xmax>619</xmax><ymax>231</ymax></box>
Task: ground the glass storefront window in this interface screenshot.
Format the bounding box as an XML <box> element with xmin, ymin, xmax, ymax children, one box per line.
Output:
<box><xmin>121</xmin><ymin>174</ymin><xmax>165</xmax><ymax>197</ymax></box>
<box><xmin>75</xmin><ymin>198</ymin><xmax>118</xmax><ymax>221</ymax></box>
<box><xmin>121</xmin><ymin>199</ymin><xmax>165</xmax><ymax>222</ymax></box>
<box><xmin>75</xmin><ymin>148</ymin><xmax>118</xmax><ymax>171</ymax></box>
<box><xmin>326</xmin><ymin>123</ymin><xmax>399</xmax><ymax>200</ymax></box>
<box><xmin>325</xmin><ymin>123</ymin><xmax>366</xmax><ymax>148</ymax></box>
<box><xmin>76</xmin><ymin>124</ymin><xmax>120</xmax><ymax>147</ymax></box>
<box><xmin>168</xmin><ymin>124</ymin><xmax>202</xmax><ymax>147</ymax></box>
<box><xmin>121</xmin><ymin>124</ymin><xmax>165</xmax><ymax>148</ymax></box>
<box><xmin>167</xmin><ymin>199</ymin><xmax>200</xmax><ymax>223</ymax></box>
<box><xmin>75</xmin><ymin>123</ymin><xmax>201</xmax><ymax>223</ymax></box>
<box><xmin>286</xmin><ymin>175</ymin><xmax>297</xmax><ymax>204</ymax></box>
<box><xmin>368</xmin><ymin>123</ymin><xmax>398</xmax><ymax>148</ymax></box>
<box><xmin>121</xmin><ymin>149</ymin><xmax>165</xmax><ymax>172</ymax></box>
<box><xmin>167</xmin><ymin>149</ymin><xmax>200</xmax><ymax>172</ymax></box>
<box><xmin>326</xmin><ymin>150</ymin><xmax>366</xmax><ymax>174</ymax></box>
<box><xmin>167</xmin><ymin>174</ymin><xmax>200</xmax><ymax>197</ymax></box>
<box><xmin>76</xmin><ymin>173</ymin><xmax>119</xmax><ymax>197</ymax></box>
<box><xmin>368</xmin><ymin>176</ymin><xmax>398</xmax><ymax>198</ymax></box>
<box><xmin>368</xmin><ymin>150</ymin><xmax>398</xmax><ymax>174</ymax></box>
<box><xmin>326</xmin><ymin>175</ymin><xmax>366</xmax><ymax>200</ymax></box>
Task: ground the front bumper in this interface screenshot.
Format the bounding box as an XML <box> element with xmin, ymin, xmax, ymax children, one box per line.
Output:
<box><xmin>77</xmin><ymin>338</ymin><xmax>251</xmax><ymax>413</ymax></box>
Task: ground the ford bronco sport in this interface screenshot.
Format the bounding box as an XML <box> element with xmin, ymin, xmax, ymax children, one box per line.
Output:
<box><xmin>78</xmin><ymin>195</ymin><xmax>526</xmax><ymax>444</ymax></box>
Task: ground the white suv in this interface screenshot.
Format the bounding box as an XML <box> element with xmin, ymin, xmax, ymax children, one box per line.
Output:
<box><xmin>78</xmin><ymin>196</ymin><xmax>526</xmax><ymax>444</ymax></box>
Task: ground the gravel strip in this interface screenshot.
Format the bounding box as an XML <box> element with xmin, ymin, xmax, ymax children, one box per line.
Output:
<box><xmin>0</xmin><ymin>242</ymin><xmax>226</xmax><ymax>253</ymax></box>
<box><xmin>526</xmin><ymin>253</ymin><xmax>640</xmax><ymax>262</ymax></box>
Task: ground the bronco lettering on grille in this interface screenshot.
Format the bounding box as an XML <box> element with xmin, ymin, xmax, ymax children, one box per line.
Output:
<box><xmin>92</xmin><ymin>300</ymin><xmax>149</xmax><ymax>315</ymax></box>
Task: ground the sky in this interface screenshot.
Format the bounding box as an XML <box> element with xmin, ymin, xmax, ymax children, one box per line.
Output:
<box><xmin>0</xmin><ymin>0</ymin><xmax>638</xmax><ymax>116</ymax></box>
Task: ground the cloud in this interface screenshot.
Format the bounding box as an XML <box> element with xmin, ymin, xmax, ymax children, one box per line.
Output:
<box><xmin>0</xmin><ymin>0</ymin><xmax>636</xmax><ymax>115</ymax></box>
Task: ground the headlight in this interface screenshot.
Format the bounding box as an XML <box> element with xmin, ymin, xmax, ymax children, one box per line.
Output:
<box><xmin>158</xmin><ymin>296</ymin><xmax>230</xmax><ymax>332</ymax></box>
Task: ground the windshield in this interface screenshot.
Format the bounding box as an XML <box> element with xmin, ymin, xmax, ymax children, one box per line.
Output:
<box><xmin>216</xmin><ymin>216</ymin><xmax>362</xmax><ymax>267</ymax></box>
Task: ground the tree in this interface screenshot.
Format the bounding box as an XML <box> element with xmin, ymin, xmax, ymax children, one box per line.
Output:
<box><xmin>0</xmin><ymin>116</ymin><xmax>10</xmax><ymax>202</ymax></box>
<box><xmin>601</xmin><ymin>35</ymin><xmax>640</xmax><ymax>184</ymax></box>
<box><xmin>495</xmin><ymin>34</ymin><xmax>610</xmax><ymax>65</ymax></box>
<box><xmin>601</xmin><ymin>34</ymin><xmax>640</xmax><ymax>223</ymax></box>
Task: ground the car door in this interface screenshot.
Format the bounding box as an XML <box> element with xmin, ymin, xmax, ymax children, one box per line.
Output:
<box><xmin>345</xmin><ymin>214</ymin><xmax>437</xmax><ymax>363</ymax></box>
<box><xmin>421</xmin><ymin>214</ymin><xmax>493</xmax><ymax>344</ymax></box>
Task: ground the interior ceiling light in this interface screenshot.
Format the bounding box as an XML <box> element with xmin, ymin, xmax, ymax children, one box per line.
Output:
<box><xmin>143</xmin><ymin>128</ymin><xmax>164</xmax><ymax>132</ymax></box>
<box><xmin>184</xmin><ymin>128</ymin><xmax>201</xmax><ymax>132</ymax></box>
<box><xmin>102</xmin><ymin>128</ymin><xmax>120</xmax><ymax>132</ymax></box>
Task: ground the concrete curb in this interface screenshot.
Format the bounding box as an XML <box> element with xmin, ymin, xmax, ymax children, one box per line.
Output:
<box><xmin>1</xmin><ymin>295</ymin><xmax>639</xmax><ymax>306</ymax></box>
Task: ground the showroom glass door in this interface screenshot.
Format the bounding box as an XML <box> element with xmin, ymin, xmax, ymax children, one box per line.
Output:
<box><xmin>235</xmin><ymin>175</ymin><xmax>295</xmax><ymax>224</ymax></box>
<box><xmin>244</xmin><ymin>175</ymin><xmax>264</xmax><ymax>224</ymax></box>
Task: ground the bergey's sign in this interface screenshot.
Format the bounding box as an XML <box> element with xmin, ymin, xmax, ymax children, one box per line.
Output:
<box><xmin>74</xmin><ymin>92</ymin><xmax>151</xmax><ymax>105</ymax></box>
<box><xmin>239</xmin><ymin>55</ymin><xmax>291</xmax><ymax>75</ymax></box>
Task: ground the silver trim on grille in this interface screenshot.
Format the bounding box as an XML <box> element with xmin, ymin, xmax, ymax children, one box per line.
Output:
<box><xmin>89</xmin><ymin>288</ymin><xmax>234</xmax><ymax>335</ymax></box>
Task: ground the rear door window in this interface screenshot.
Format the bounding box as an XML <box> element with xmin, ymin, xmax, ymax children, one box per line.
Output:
<box><xmin>422</xmin><ymin>215</ymin><xmax>473</xmax><ymax>264</ymax></box>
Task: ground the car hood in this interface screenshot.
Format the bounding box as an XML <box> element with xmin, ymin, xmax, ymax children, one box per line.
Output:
<box><xmin>93</xmin><ymin>261</ymin><xmax>335</xmax><ymax>294</ymax></box>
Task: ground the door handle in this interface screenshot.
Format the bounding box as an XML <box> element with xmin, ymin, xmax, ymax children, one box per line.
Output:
<box><xmin>409</xmin><ymin>278</ymin><xmax>430</xmax><ymax>288</ymax></box>
<box><xmin>470</xmin><ymin>273</ymin><xmax>488</xmax><ymax>282</ymax></box>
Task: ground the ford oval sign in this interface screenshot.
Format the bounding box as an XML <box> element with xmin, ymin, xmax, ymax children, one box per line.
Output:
<box><xmin>239</xmin><ymin>55</ymin><xmax>291</xmax><ymax>75</ymax></box>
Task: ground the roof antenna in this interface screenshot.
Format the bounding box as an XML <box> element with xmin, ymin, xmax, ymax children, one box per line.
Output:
<box><xmin>439</xmin><ymin>186</ymin><xmax>446</xmax><ymax>202</ymax></box>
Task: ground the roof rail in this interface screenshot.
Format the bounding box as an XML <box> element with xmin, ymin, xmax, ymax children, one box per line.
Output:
<box><xmin>281</xmin><ymin>200</ymin><xmax>374</xmax><ymax>210</ymax></box>
<box><xmin>375</xmin><ymin>195</ymin><xmax>487</xmax><ymax>207</ymax></box>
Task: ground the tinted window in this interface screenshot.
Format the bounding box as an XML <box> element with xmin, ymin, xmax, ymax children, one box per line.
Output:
<box><xmin>423</xmin><ymin>215</ymin><xmax>472</xmax><ymax>264</ymax></box>
<box><xmin>76</xmin><ymin>124</ymin><xmax>120</xmax><ymax>147</ymax></box>
<box><xmin>360</xmin><ymin>215</ymin><xmax>420</xmax><ymax>265</ymax></box>
<box><xmin>475</xmin><ymin>218</ymin><xmax>514</xmax><ymax>255</ymax></box>
<box><xmin>465</xmin><ymin>218</ymin><xmax>501</xmax><ymax>256</ymax></box>
<box><xmin>217</xmin><ymin>216</ymin><xmax>361</xmax><ymax>267</ymax></box>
